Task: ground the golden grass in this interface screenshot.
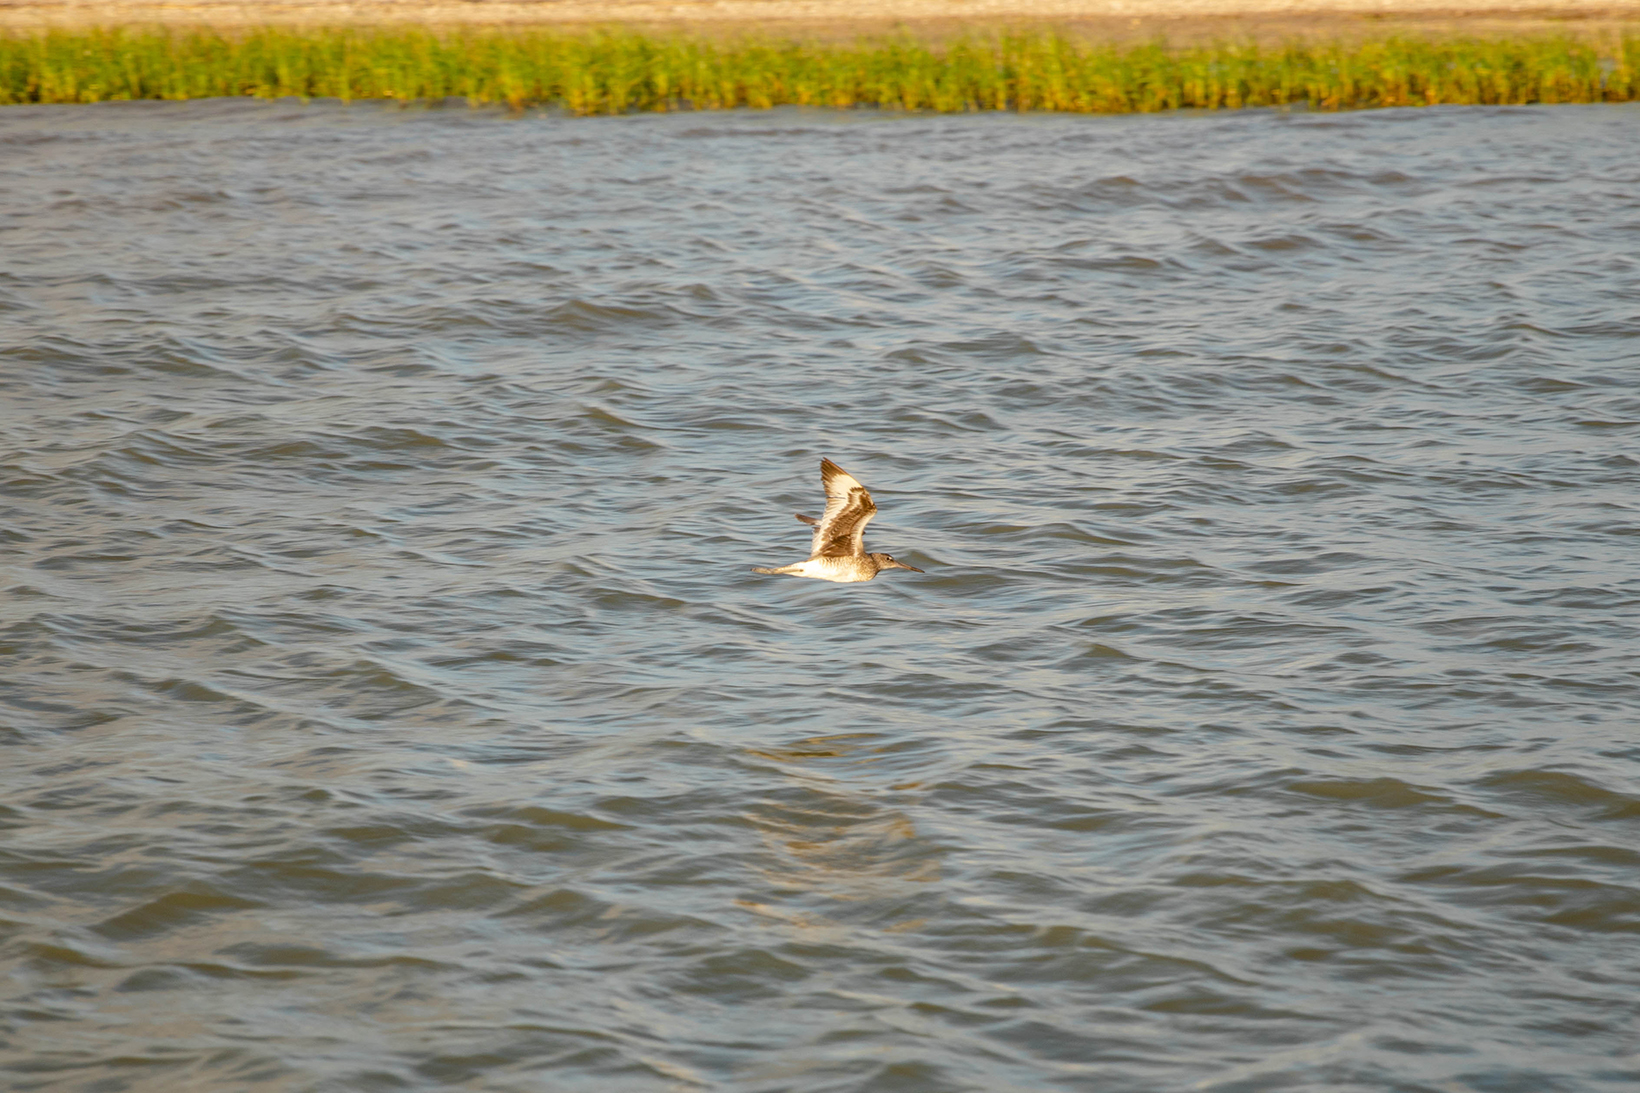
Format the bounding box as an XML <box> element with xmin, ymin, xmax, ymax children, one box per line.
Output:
<box><xmin>2</xmin><ymin>26</ymin><xmax>1637</xmax><ymax>113</ymax></box>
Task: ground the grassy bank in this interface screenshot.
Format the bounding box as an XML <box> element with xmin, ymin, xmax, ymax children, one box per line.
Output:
<box><xmin>3</xmin><ymin>27</ymin><xmax>1638</xmax><ymax>113</ymax></box>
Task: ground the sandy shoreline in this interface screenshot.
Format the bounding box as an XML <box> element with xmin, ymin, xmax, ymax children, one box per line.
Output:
<box><xmin>5</xmin><ymin>0</ymin><xmax>1639</xmax><ymax>40</ymax></box>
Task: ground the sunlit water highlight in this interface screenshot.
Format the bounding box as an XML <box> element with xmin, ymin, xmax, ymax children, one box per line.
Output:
<box><xmin>2</xmin><ymin>99</ymin><xmax>1639</xmax><ymax>1093</ymax></box>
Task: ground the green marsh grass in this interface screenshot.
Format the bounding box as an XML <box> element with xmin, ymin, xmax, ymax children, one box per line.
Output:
<box><xmin>2</xmin><ymin>27</ymin><xmax>1637</xmax><ymax>113</ymax></box>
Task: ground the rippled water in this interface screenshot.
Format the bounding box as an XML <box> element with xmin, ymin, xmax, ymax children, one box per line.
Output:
<box><xmin>3</xmin><ymin>98</ymin><xmax>1639</xmax><ymax>1093</ymax></box>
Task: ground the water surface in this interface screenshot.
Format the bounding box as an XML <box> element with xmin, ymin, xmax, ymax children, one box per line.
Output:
<box><xmin>2</xmin><ymin>99</ymin><xmax>1639</xmax><ymax>1093</ymax></box>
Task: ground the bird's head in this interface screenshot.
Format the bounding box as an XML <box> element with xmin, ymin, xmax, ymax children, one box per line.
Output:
<box><xmin>870</xmin><ymin>552</ymin><xmax>923</xmax><ymax>574</ymax></box>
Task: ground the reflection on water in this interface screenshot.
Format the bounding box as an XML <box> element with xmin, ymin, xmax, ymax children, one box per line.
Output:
<box><xmin>2</xmin><ymin>98</ymin><xmax>1639</xmax><ymax>1092</ymax></box>
<box><xmin>746</xmin><ymin>734</ymin><xmax>942</xmax><ymax>917</ymax></box>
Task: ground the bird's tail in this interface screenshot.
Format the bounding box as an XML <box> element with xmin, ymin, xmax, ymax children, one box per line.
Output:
<box><xmin>751</xmin><ymin>564</ymin><xmax>801</xmax><ymax>576</ymax></box>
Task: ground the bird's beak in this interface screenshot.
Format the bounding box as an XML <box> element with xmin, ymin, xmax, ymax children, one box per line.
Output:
<box><xmin>894</xmin><ymin>560</ymin><xmax>924</xmax><ymax>573</ymax></box>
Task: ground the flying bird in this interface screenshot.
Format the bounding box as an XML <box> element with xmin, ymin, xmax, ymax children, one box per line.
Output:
<box><xmin>752</xmin><ymin>458</ymin><xmax>924</xmax><ymax>583</ymax></box>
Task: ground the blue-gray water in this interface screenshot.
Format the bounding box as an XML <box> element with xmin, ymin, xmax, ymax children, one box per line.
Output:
<box><xmin>2</xmin><ymin>99</ymin><xmax>1639</xmax><ymax>1093</ymax></box>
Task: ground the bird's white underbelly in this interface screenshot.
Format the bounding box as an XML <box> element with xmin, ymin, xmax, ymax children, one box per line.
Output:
<box><xmin>789</xmin><ymin>558</ymin><xmax>874</xmax><ymax>583</ymax></box>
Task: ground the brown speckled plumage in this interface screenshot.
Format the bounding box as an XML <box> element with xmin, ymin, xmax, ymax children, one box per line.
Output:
<box><xmin>752</xmin><ymin>459</ymin><xmax>924</xmax><ymax>583</ymax></box>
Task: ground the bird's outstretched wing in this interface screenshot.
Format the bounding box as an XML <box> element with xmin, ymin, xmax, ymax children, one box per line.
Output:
<box><xmin>810</xmin><ymin>458</ymin><xmax>876</xmax><ymax>558</ymax></box>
